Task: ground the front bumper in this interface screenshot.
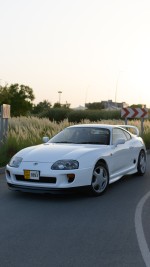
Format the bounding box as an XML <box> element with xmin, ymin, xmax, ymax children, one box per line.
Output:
<box><xmin>5</xmin><ymin>163</ymin><xmax>93</xmax><ymax>191</ymax></box>
<box><xmin>7</xmin><ymin>183</ymin><xmax>90</xmax><ymax>194</ymax></box>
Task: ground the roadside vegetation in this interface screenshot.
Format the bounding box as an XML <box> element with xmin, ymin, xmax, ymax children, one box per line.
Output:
<box><xmin>0</xmin><ymin>116</ymin><xmax>150</xmax><ymax>167</ymax></box>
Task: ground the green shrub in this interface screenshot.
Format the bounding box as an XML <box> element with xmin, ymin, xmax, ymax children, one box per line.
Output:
<box><xmin>39</xmin><ymin>108</ymin><xmax>71</xmax><ymax>122</ymax></box>
<box><xmin>68</xmin><ymin>109</ymin><xmax>121</xmax><ymax>122</ymax></box>
<box><xmin>68</xmin><ymin>110</ymin><xmax>87</xmax><ymax>123</ymax></box>
<box><xmin>37</xmin><ymin>108</ymin><xmax>121</xmax><ymax>122</ymax></box>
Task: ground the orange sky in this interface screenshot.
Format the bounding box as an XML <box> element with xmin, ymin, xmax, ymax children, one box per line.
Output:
<box><xmin>0</xmin><ymin>0</ymin><xmax>150</xmax><ymax>107</ymax></box>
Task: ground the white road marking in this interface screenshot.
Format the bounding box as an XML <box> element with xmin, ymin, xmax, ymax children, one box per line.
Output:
<box><xmin>135</xmin><ymin>191</ymin><xmax>150</xmax><ymax>267</ymax></box>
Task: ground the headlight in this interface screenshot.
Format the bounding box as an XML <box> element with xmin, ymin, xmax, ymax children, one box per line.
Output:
<box><xmin>9</xmin><ymin>157</ymin><xmax>23</xmax><ymax>168</ymax></box>
<box><xmin>51</xmin><ymin>160</ymin><xmax>79</xmax><ymax>170</ymax></box>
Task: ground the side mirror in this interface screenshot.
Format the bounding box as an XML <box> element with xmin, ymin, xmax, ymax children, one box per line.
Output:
<box><xmin>43</xmin><ymin>136</ymin><xmax>49</xmax><ymax>143</ymax></box>
<box><xmin>114</xmin><ymin>138</ymin><xmax>125</xmax><ymax>147</ymax></box>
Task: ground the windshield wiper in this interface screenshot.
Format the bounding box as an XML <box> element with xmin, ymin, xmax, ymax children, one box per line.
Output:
<box><xmin>75</xmin><ymin>142</ymin><xmax>104</xmax><ymax>144</ymax></box>
<box><xmin>52</xmin><ymin>141</ymin><xmax>74</xmax><ymax>144</ymax></box>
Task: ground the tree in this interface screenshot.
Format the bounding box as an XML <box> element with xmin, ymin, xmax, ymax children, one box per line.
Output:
<box><xmin>53</xmin><ymin>102</ymin><xmax>71</xmax><ymax>109</ymax></box>
<box><xmin>85</xmin><ymin>102</ymin><xmax>104</xmax><ymax>110</ymax></box>
<box><xmin>0</xmin><ymin>84</ymin><xmax>35</xmax><ymax>116</ymax></box>
<box><xmin>130</xmin><ymin>104</ymin><xmax>143</xmax><ymax>108</ymax></box>
<box><xmin>53</xmin><ymin>102</ymin><xmax>61</xmax><ymax>108</ymax></box>
<box><xmin>32</xmin><ymin>100</ymin><xmax>52</xmax><ymax>114</ymax></box>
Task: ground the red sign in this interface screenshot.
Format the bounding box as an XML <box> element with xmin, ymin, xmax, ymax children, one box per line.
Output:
<box><xmin>121</xmin><ymin>108</ymin><xmax>148</xmax><ymax>118</ymax></box>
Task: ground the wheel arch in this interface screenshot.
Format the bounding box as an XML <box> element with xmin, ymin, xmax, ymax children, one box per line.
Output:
<box><xmin>140</xmin><ymin>148</ymin><xmax>147</xmax><ymax>155</ymax></box>
<box><xmin>137</xmin><ymin>149</ymin><xmax>146</xmax><ymax>175</ymax></box>
<box><xmin>90</xmin><ymin>158</ymin><xmax>110</xmax><ymax>196</ymax></box>
<box><xmin>94</xmin><ymin>159</ymin><xmax>110</xmax><ymax>177</ymax></box>
<box><xmin>137</xmin><ymin>148</ymin><xmax>147</xmax><ymax>163</ymax></box>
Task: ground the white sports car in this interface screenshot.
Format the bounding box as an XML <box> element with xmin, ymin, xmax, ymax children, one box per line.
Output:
<box><xmin>6</xmin><ymin>124</ymin><xmax>147</xmax><ymax>196</ymax></box>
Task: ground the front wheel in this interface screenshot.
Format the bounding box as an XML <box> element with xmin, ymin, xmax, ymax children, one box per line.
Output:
<box><xmin>90</xmin><ymin>162</ymin><xmax>109</xmax><ymax>196</ymax></box>
<box><xmin>137</xmin><ymin>150</ymin><xmax>146</xmax><ymax>176</ymax></box>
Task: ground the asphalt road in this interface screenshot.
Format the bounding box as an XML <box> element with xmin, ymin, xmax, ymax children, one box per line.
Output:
<box><xmin>0</xmin><ymin>156</ymin><xmax>150</xmax><ymax>267</ymax></box>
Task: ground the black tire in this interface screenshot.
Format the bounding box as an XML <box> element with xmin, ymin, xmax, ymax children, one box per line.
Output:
<box><xmin>137</xmin><ymin>150</ymin><xmax>146</xmax><ymax>176</ymax></box>
<box><xmin>90</xmin><ymin>162</ymin><xmax>109</xmax><ymax>196</ymax></box>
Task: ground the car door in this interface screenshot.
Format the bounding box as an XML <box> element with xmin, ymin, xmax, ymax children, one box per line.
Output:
<box><xmin>109</xmin><ymin>128</ymin><xmax>134</xmax><ymax>179</ymax></box>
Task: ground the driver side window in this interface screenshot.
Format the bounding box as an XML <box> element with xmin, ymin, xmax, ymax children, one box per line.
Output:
<box><xmin>112</xmin><ymin>128</ymin><xmax>129</xmax><ymax>144</ymax></box>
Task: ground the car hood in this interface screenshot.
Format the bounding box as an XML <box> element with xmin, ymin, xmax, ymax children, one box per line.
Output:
<box><xmin>16</xmin><ymin>143</ymin><xmax>108</xmax><ymax>163</ymax></box>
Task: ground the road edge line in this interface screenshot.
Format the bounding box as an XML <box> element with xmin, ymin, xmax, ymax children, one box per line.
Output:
<box><xmin>135</xmin><ymin>191</ymin><xmax>150</xmax><ymax>267</ymax></box>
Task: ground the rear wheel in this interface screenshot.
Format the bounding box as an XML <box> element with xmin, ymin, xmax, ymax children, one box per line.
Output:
<box><xmin>90</xmin><ymin>162</ymin><xmax>109</xmax><ymax>196</ymax></box>
<box><xmin>137</xmin><ymin>150</ymin><xmax>146</xmax><ymax>176</ymax></box>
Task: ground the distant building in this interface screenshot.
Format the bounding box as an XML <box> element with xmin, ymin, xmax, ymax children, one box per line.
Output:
<box><xmin>73</xmin><ymin>100</ymin><xmax>129</xmax><ymax>110</ymax></box>
<box><xmin>73</xmin><ymin>105</ymin><xmax>87</xmax><ymax>110</ymax></box>
<box><xmin>101</xmin><ymin>100</ymin><xmax>128</xmax><ymax>110</ymax></box>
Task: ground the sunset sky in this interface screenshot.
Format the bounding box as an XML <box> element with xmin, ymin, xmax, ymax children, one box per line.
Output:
<box><xmin>0</xmin><ymin>0</ymin><xmax>150</xmax><ymax>107</ymax></box>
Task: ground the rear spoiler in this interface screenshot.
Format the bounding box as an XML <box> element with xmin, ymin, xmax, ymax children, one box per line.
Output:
<box><xmin>117</xmin><ymin>125</ymin><xmax>139</xmax><ymax>136</ymax></box>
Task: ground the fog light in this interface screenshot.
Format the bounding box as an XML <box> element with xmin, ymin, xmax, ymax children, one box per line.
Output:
<box><xmin>6</xmin><ymin>170</ymin><xmax>11</xmax><ymax>178</ymax></box>
<box><xmin>67</xmin><ymin>174</ymin><xmax>75</xmax><ymax>183</ymax></box>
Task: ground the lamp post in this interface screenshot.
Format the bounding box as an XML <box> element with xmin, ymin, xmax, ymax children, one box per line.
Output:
<box><xmin>58</xmin><ymin>91</ymin><xmax>62</xmax><ymax>104</ymax></box>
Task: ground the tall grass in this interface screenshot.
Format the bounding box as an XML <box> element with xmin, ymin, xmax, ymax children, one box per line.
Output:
<box><xmin>0</xmin><ymin>117</ymin><xmax>150</xmax><ymax>167</ymax></box>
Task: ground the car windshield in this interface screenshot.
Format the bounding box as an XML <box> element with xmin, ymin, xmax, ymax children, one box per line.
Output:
<box><xmin>49</xmin><ymin>127</ymin><xmax>110</xmax><ymax>145</ymax></box>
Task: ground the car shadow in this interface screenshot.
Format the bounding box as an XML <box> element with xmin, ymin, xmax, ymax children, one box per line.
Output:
<box><xmin>8</xmin><ymin>173</ymin><xmax>148</xmax><ymax>203</ymax></box>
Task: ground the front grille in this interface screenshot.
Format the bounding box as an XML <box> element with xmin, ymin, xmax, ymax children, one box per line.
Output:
<box><xmin>15</xmin><ymin>175</ymin><xmax>56</xmax><ymax>184</ymax></box>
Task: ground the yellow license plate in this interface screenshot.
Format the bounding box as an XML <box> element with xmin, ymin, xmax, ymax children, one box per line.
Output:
<box><xmin>24</xmin><ymin>170</ymin><xmax>40</xmax><ymax>180</ymax></box>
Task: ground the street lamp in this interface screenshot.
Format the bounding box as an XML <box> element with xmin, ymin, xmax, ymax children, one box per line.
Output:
<box><xmin>58</xmin><ymin>91</ymin><xmax>62</xmax><ymax>104</ymax></box>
